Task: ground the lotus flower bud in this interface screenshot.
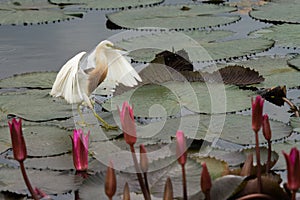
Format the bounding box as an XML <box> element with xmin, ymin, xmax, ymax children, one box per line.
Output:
<box><xmin>118</xmin><ymin>102</ymin><xmax>136</xmax><ymax>146</ymax></box>
<box><xmin>251</xmin><ymin>96</ymin><xmax>264</xmax><ymax>133</ymax></box>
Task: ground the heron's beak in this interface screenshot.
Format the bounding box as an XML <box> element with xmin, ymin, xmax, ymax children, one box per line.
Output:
<box><xmin>112</xmin><ymin>45</ymin><xmax>126</xmax><ymax>51</ymax></box>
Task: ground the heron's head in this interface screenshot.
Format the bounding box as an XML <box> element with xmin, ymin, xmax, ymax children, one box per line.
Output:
<box><xmin>97</xmin><ymin>40</ymin><xmax>125</xmax><ymax>52</ymax></box>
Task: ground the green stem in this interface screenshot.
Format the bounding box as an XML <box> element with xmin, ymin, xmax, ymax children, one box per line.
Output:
<box><xmin>19</xmin><ymin>161</ymin><xmax>39</xmax><ymax>200</ymax></box>
<box><xmin>255</xmin><ymin>131</ymin><xmax>262</xmax><ymax>193</ymax></box>
<box><xmin>181</xmin><ymin>164</ymin><xmax>187</xmax><ymax>200</ymax></box>
<box><xmin>130</xmin><ymin>145</ymin><xmax>151</xmax><ymax>200</ymax></box>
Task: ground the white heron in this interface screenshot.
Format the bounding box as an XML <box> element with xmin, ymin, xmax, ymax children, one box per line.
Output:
<box><xmin>50</xmin><ymin>40</ymin><xmax>141</xmax><ymax>130</ymax></box>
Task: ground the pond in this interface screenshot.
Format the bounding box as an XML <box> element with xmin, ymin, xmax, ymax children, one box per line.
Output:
<box><xmin>0</xmin><ymin>0</ymin><xmax>300</xmax><ymax>199</ymax></box>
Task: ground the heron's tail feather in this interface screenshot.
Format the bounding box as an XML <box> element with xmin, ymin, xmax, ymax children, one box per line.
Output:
<box><xmin>50</xmin><ymin>52</ymin><xmax>86</xmax><ymax>104</ymax></box>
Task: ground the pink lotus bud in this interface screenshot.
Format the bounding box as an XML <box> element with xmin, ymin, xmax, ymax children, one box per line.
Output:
<box><xmin>251</xmin><ymin>96</ymin><xmax>264</xmax><ymax>132</ymax></box>
<box><xmin>8</xmin><ymin>118</ymin><xmax>27</xmax><ymax>162</ymax></box>
<box><xmin>123</xmin><ymin>182</ymin><xmax>130</xmax><ymax>200</ymax></box>
<box><xmin>70</xmin><ymin>129</ymin><xmax>90</xmax><ymax>171</ymax></box>
<box><xmin>118</xmin><ymin>102</ymin><xmax>136</xmax><ymax>146</ymax></box>
<box><xmin>283</xmin><ymin>148</ymin><xmax>300</xmax><ymax>191</ymax></box>
<box><xmin>105</xmin><ymin>161</ymin><xmax>117</xmax><ymax>199</ymax></box>
<box><xmin>201</xmin><ymin>162</ymin><xmax>212</xmax><ymax>194</ymax></box>
<box><xmin>176</xmin><ymin>130</ymin><xmax>187</xmax><ymax>166</ymax></box>
<box><xmin>163</xmin><ymin>177</ymin><xmax>173</xmax><ymax>200</ymax></box>
<box><xmin>262</xmin><ymin>114</ymin><xmax>272</xmax><ymax>141</ymax></box>
<box><xmin>140</xmin><ymin>144</ymin><xmax>149</xmax><ymax>173</ymax></box>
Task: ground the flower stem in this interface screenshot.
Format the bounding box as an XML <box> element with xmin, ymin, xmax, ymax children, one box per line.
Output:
<box><xmin>266</xmin><ymin>140</ymin><xmax>271</xmax><ymax>173</ymax></box>
<box><xmin>143</xmin><ymin>172</ymin><xmax>150</xmax><ymax>195</ymax></box>
<box><xmin>130</xmin><ymin>145</ymin><xmax>151</xmax><ymax>200</ymax></box>
<box><xmin>19</xmin><ymin>161</ymin><xmax>39</xmax><ymax>200</ymax></box>
<box><xmin>181</xmin><ymin>164</ymin><xmax>187</xmax><ymax>200</ymax></box>
<box><xmin>292</xmin><ymin>191</ymin><xmax>296</xmax><ymax>200</ymax></box>
<box><xmin>282</xmin><ymin>97</ymin><xmax>299</xmax><ymax>117</ymax></box>
<box><xmin>255</xmin><ymin>131</ymin><xmax>262</xmax><ymax>193</ymax></box>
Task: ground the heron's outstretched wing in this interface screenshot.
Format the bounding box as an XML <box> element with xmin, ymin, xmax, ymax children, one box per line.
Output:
<box><xmin>50</xmin><ymin>52</ymin><xmax>87</xmax><ymax>104</ymax></box>
<box><xmin>105</xmin><ymin>50</ymin><xmax>142</xmax><ymax>87</ymax></box>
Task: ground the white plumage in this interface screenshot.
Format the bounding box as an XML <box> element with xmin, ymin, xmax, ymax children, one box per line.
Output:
<box><xmin>50</xmin><ymin>40</ymin><xmax>141</xmax><ymax>129</ymax></box>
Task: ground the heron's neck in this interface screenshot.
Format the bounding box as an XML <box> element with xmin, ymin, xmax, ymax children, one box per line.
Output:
<box><xmin>95</xmin><ymin>48</ymin><xmax>107</xmax><ymax>68</ymax></box>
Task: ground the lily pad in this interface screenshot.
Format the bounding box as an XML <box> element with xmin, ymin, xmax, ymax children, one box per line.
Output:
<box><xmin>272</xmin><ymin>140</ymin><xmax>300</xmax><ymax>170</ymax></box>
<box><xmin>147</xmin><ymin>156</ymin><xmax>202</xmax><ymax>199</ymax></box>
<box><xmin>107</xmin><ymin>4</ymin><xmax>239</xmax><ymax>30</ymax></box>
<box><xmin>288</xmin><ymin>54</ymin><xmax>300</xmax><ymax>70</ymax></box>
<box><xmin>251</xmin><ymin>24</ymin><xmax>300</xmax><ymax>47</ymax></box>
<box><xmin>219</xmin><ymin>56</ymin><xmax>300</xmax><ymax>89</ymax></box>
<box><xmin>103</xmin><ymin>82</ymin><xmax>256</xmax><ymax>117</ymax></box>
<box><xmin>116</xmin><ymin>31</ymin><xmax>274</xmax><ymax>62</ymax></box>
<box><xmin>136</xmin><ymin>114</ymin><xmax>292</xmax><ymax>145</ymax></box>
<box><xmin>0</xmin><ymin>89</ymin><xmax>73</xmax><ymax>121</ymax></box>
<box><xmin>250</xmin><ymin>2</ymin><xmax>300</xmax><ymax>24</ymax></box>
<box><xmin>0</xmin><ymin>166</ymin><xmax>82</xmax><ymax>195</ymax></box>
<box><xmin>49</xmin><ymin>0</ymin><xmax>164</xmax><ymax>9</ymax></box>
<box><xmin>0</xmin><ymin>124</ymin><xmax>72</xmax><ymax>157</ymax></box>
<box><xmin>0</xmin><ymin>72</ymin><xmax>56</xmax><ymax>89</ymax></box>
<box><xmin>0</xmin><ymin>0</ymin><xmax>83</xmax><ymax>25</ymax></box>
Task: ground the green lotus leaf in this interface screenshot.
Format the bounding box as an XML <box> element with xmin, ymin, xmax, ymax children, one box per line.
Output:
<box><xmin>251</xmin><ymin>24</ymin><xmax>300</xmax><ymax>47</ymax></box>
<box><xmin>116</xmin><ymin>31</ymin><xmax>274</xmax><ymax>62</ymax></box>
<box><xmin>0</xmin><ymin>72</ymin><xmax>56</xmax><ymax>89</ymax></box>
<box><xmin>0</xmin><ymin>124</ymin><xmax>72</xmax><ymax>156</ymax></box>
<box><xmin>219</xmin><ymin>56</ymin><xmax>300</xmax><ymax>89</ymax></box>
<box><xmin>107</xmin><ymin>4</ymin><xmax>239</xmax><ymax>30</ymax></box>
<box><xmin>49</xmin><ymin>0</ymin><xmax>164</xmax><ymax>9</ymax></box>
<box><xmin>288</xmin><ymin>54</ymin><xmax>300</xmax><ymax>70</ymax></box>
<box><xmin>103</xmin><ymin>82</ymin><xmax>256</xmax><ymax>117</ymax></box>
<box><xmin>147</xmin><ymin>156</ymin><xmax>202</xmax><ymax>199</ymax></box>
<box><xmin>250</xmin><ymin>2</ymin><xmax>300</xmax><ymax>24</ymax></box>
<box><xmin>0</xmin><ymin>89</ymin><xmax>73</xmax><ymax>121</ymax></box>
<box><xmin>0</xmin><ymin>0</ymin><xmax>83</xmax><ymax>25</ymax></box>
<box><xmin>136</xmin><ymin>114</ymin><xmax>291</xmax><ymax>145</ymax></box>
<box><xmin>0</xmin><ymin>166</ymin><xmax>82</xmax><ymax>195</ymax></box>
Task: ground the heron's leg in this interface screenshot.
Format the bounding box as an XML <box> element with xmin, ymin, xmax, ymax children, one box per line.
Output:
<box><xmin>92</xmin><ymin>109</ymin><xmax>118</xmax><ymax>130</ymax></box>
<box><xmin>76</xmin><ymin>104</ymin><xmax>96</xmax><ymax>127</ymax></box>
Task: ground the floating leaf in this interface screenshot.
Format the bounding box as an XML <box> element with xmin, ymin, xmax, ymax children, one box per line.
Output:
<box><xmin>49</xmin><ymin>0</ymin><xmax>164</xmax><ymax>9</ymax></box>
<box><xmin>78</xmin><ymin>173</ymin><xmax>107</xmax><ymax>200</ymax></box>
<box><xmin>135</xmin><ymin>114</ymin><xmax>291</xmax><ymax>145</ymax></box>
<box><xmin>190</xmin><ymin>156</ymin><xmax>229</xmax><ymax>179</ymax></box>
<box><xmin>104</xmin><ymin>82</ymin><xmax>256</xmax><ymax>117</ymax></box>
<box><xmin>250</xmin><ymin>1</ymin><xmax>300</xmax><ymax>24</ymax></box>
<box><xmin>107</xmin><ymin>4</ymin><xmax>239</xmax><ymax>30</ymax></box>
<box><xmin>0</xmin><ymin>0</ymin><xmax>83</xmax><ymax>25</ymax></box>
<box><xmin>0</xmin><ymin>166</ymin><xmax>82</xmax><ymax>195</ymax></box>
<box><xmin>288</xmin><ymin>54</ymin><xmax>300</xmax><ymax>71</ymax></box>
<box><xmin>272</xmin><ymin>140</ymin><xmax>300</xmax><ymax>170</ymax></box>
<box><xmin>116</xmin><ymin>31</ymin><xmax>274</xmax><ymax>62</ymax></box>
<box><xmin>0</xmin><ymin>72</ymin><xmax>56</xmax><ymax>89</ymax></box>
<box><xmin>147</xmin><ymin>156</ymin><xmax>202</xmax><ymax>198</ymax></box>
<box><xmin>24</xmin><ymin>153</ymin><xmax>74</xmax><ymax>170</ymax></box>
<box><xmin>251</xmin><ymin>24</ymin><xmax>300</xmax><ymax>47</ymax></box>
<box><xmin>219</xmin><ymin>56</ymin><xmax>300</xmax><ymax>89</ymax></box>
<box><xmin>0</xmin><ymin>124</ymin><xmax>72</xmax><ymax>157</ymax></box>
<box><xmin>0</xmin><ymin>89</ymin><xmax>73</xmax><ymax>121</ymax></box>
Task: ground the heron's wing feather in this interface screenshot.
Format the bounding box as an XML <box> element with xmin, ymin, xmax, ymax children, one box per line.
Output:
<box><xmin>50</xmin><ymin>52</ymin><xmax>87</xmax><ymax>104</ymax></box>
<box><xmin>105</xmin><ymin>50</ymin><xmax>142</xmax><ymax>87</ymax></box>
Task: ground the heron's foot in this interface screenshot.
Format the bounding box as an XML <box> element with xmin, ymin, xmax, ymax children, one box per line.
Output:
<box><xmin>92</xmin><ymin>110</ymin><xmax>118</xmax><ymax>131</ymax></box>
<box><xmin>101</xmin><ymin>122</ymin><xmax>119</xmax><ymax>131</ymax></box>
